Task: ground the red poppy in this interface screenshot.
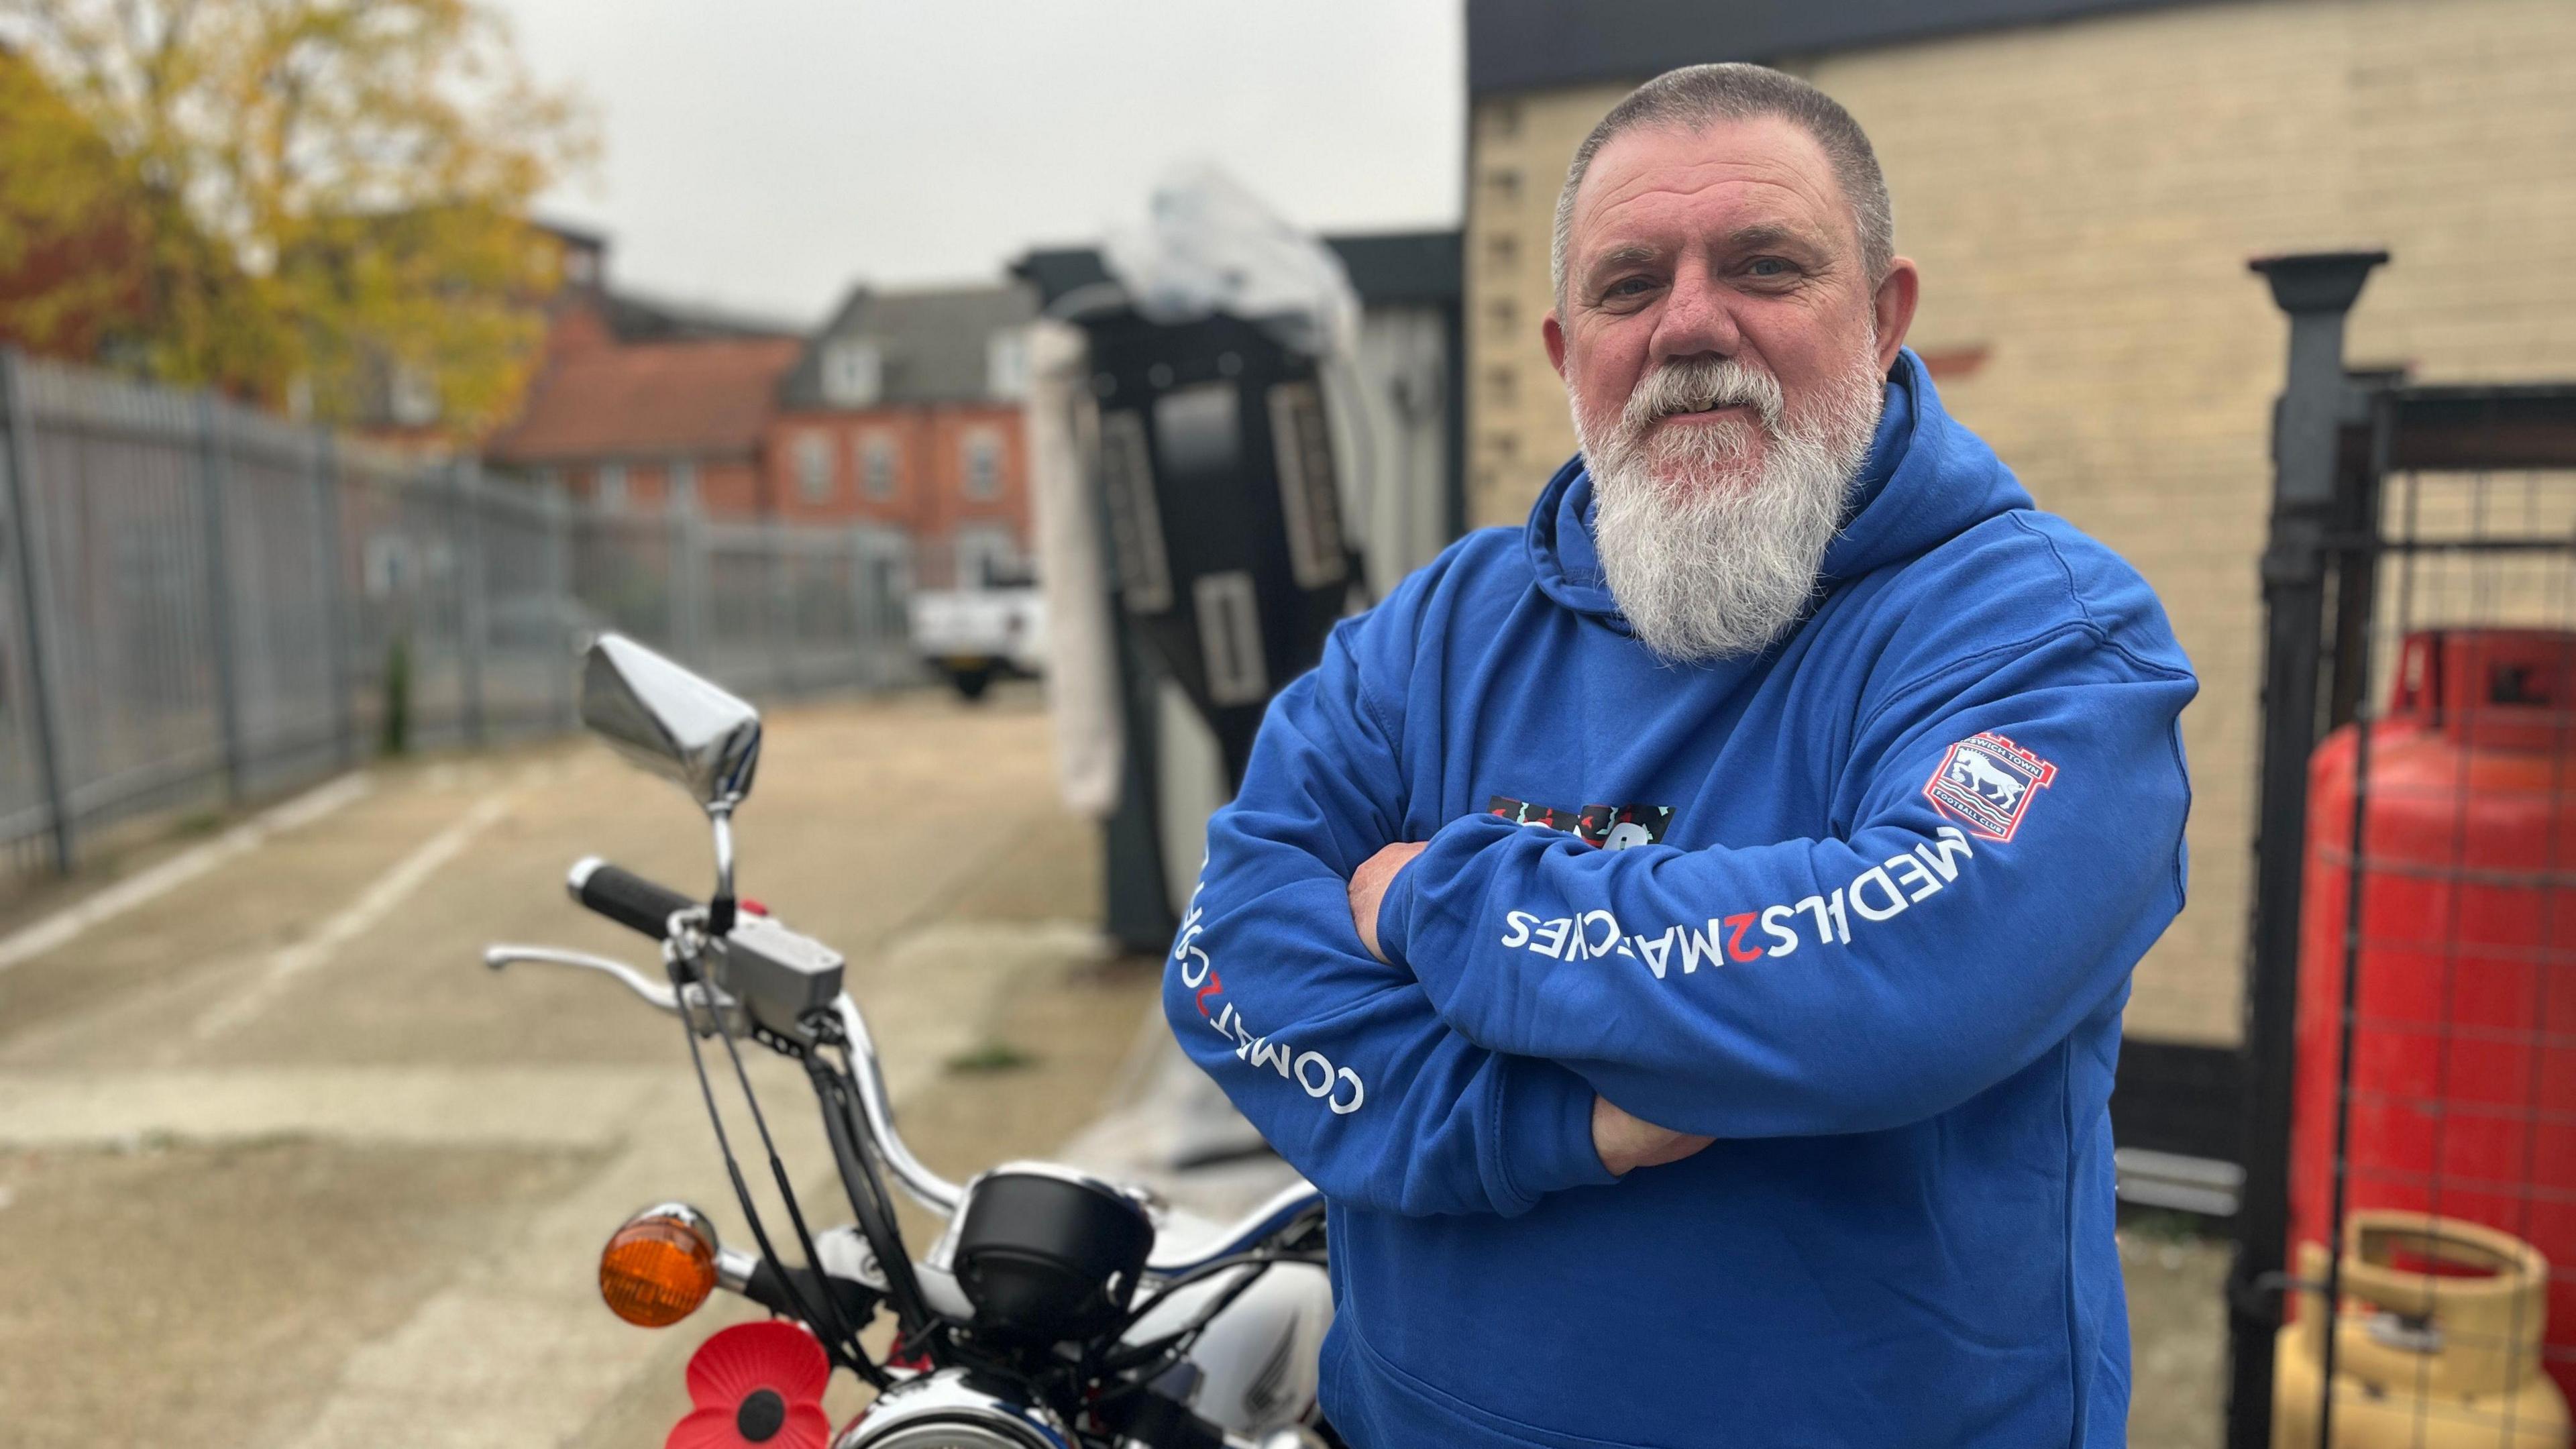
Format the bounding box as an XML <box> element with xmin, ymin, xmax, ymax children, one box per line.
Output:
<box><xmin>666</xmin><ymin>1321</ymin><xmax>833</xmax><ymax>1449</ymax></box>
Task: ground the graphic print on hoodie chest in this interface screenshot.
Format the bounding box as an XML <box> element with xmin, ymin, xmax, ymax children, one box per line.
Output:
<box><xmin>1485</xmin><ymin>779</ymin><xmax>1989</xmax><ymax>980</ymax></box>
<box><xmin>1487</xmin><ymin>796</ymin><xmax>1673</xmax><ymax>851</ymax></box>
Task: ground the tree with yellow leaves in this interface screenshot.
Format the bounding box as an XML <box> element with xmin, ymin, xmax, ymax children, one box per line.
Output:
<box><xmin>0</xmin><ymin>0</ymin><xmax>593</xmax><ymax>437</ymax></box>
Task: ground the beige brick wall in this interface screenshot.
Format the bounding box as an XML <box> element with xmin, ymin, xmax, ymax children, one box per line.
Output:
<box><xmin>1463</xmin><ymin>0</ymin><xmax>2576</xmax><ymax>1044</ymax></box>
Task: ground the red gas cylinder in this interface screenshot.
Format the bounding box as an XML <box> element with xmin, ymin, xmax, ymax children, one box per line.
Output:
<box><xmin>2291</xmin><ymin>628</ymin><xmax>2576</xmax><ymax>1402</ymax></box>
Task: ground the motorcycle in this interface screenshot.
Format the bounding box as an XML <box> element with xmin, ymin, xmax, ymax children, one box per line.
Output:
<box><xmin>483</xmin><ymin>633</ymin><xmax>1335</xmax><ymax>1449</ymax></box>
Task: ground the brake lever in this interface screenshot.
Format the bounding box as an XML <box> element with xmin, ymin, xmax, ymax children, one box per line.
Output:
<box><xmin>482</xmin><ymin>943</ymin><xmax>745</xmax><ymax>1034</ymax></box>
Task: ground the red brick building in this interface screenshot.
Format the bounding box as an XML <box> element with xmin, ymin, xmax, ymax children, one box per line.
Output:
<box><xmin>485</xmin><ymin>331</ymin><xmax>802</xmax><ymax>513</ymax></box>
<box><xmin>482</xmin><ymin>263</ymin><xmax>1036</xmax><ymax>591</ymax></box>
<box><xmin>479</xmin><ymin>225</ymin><xmax>816</xmax><ymax>506</ymax></box>
<box><xmin>767</xmin><ymin>283</ymin><xmax>1038</xmax><ymax>586</ymax></box>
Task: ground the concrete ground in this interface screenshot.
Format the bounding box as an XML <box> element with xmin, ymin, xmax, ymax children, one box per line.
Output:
<box><xmin>0</xmin><ymin>684</ymin><xmax>1164</xmax><ymax>1449</ymax></box>
<box><xmin>0</xmin><ymin>680</ymin><xmax>2233</xmax><ymax>1447</ymax></box>
<box><xmin>2123</xmin><ymin>1218</ymin><xmax>2233</xmax><ymax>1448</ymax></box>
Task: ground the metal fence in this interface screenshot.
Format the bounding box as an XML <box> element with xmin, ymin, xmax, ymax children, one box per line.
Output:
<box><xmin>2229</xmin><ymin>254</ymin><xmax>2576</xmax><ymax>1446</ymax></box>
<box><xmin>0</xmin><ymin>350</ymin><xmax>915</xmax><ymax>883</ymax></box>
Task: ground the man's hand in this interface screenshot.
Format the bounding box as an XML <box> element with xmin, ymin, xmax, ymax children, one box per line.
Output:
<box><xmin>1593</xmin><ymin>1095</ymin><xmax>1715</xmax><ymax>1177</ymax></box>
<box><xmin>1350</xmin><ymin>845</ymin><xmax>1709</xmax><ymax>1176</ymax></box>
<box><xmin>1348</xmin><ymin>841</ymin><xmax>1428</xmax><ymax>962</ymax></box>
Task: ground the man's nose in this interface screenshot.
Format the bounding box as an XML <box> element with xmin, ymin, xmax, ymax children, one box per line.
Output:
<box><xmin>1648</xmin><ymin>261</ymin><xmax>1745</xmax><ymax>364</ymax></box>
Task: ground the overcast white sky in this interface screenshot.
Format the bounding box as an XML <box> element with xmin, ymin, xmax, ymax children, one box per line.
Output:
<box><xmin>496</xmin><ymin>0</ymin><xmax>1466</xmax><ymax>326</ymax></box>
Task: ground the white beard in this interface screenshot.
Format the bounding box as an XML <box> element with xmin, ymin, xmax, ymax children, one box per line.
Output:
<box><xmin>1573</xmin><ymin>344</ymin><xmax>1888</xmax><ymax>663</ymax></box>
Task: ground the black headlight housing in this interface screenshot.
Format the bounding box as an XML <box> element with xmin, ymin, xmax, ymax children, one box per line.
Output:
<box><xmin>952</xmin><ymin>1166</ymin><xmax>1155</xmax><ymax>1345</ymax></box>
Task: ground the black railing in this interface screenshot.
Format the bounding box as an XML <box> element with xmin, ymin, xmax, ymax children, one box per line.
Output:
<box><xmin>2227</xmin><ymin>252</ymin><xmax>2576</xmax><ymax>1448</ymax></box>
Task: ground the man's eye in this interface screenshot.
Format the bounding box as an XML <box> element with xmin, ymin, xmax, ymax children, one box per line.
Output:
<box><xmin>1747</xmin><ymin>258</ymin><xmax>1794</xmax><ymax>278</ymax></box>
<box><xmin>1605</xmin><ymin>277</ymin><xmax>1655</xmax><ymax>298</ymax></box>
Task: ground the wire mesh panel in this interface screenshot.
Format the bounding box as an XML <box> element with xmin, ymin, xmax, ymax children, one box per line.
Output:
<box><xmin>780</xmin><ymin>526</ymin><xmax>910</xmax><ymax>692</ymax></box>
<box><xmin>569</xmin><ymin>508</ymin><xmax>683</xmax><ymax>653</ymax></box>
<box><xmin>335</xmin><ymin>445</ymin><xmax>471</xmax><ymax>753</ymax></box>
<box><xmin>218</xmin><ymin>404</ymin><xmax>343</xmax><ymax>792</ymax></box>
<box><xmin>0</xmin><ymin>352</ymin><xmax>927</xmax><ymax>889</ymax></box>
<box><xmin>0</xmin><ymin>376</ymin><xmax>57</xmax><ymax>875</ymax></box>
<box><xmin>564</xmin><ymin>511</ymin><xmax>910</xmax><ymax>692</ymax></box>
<box><xmin>2273</xmin><ymin>391</ymin><xmax>2576</xmax><ymax>1446</ymax></box>
<box><xmin>782</xmin><ymin>529</ymin><xmax>855</xmax><ymax>686</ymax></box>
<box><xmin>848</xmin><ymin>526</ymin><xmax>914</xmax><ymax>688</ymax></box>
<box><xmin>699</xmin><ymin>520</ymin><xmax>792</xmax><ymax>696</ymax></box>
<box><xmin>13</xmin><ymin>361</ymin><xmax>226</xmax><ymax>828</ymax></box>
<box><xmin>470</xmin><ymin>474</ymin><xmax>576</xmax><ymax>740</ymax></box>
<box><xmin>853</xmin><ymin>527</ymin><xmax>912</xmax><ymax>647</ymax></box>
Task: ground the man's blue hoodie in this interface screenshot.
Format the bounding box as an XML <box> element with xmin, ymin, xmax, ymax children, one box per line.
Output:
<box><xmin>1163</xmin><ymin>351</ymin><xmax>2194</xmax><ymax>1449</ymax></box>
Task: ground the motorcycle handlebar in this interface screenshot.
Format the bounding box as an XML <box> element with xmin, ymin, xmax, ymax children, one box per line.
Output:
<box><xmin>543</xmin><ymin>861</ymin><xmax>1327</xmax><ymax>1280</ymax></box>
<box><xmin>822</xmin><ymin>990</ymin><xmax>1321</xmax><ymax>1274</ymax></box>
<box><xmin>718</xmin><ymin>1244</ymin><xmax>878</xmax><ymax>1326</ymax></box>
<box><xmin>567</xmin><ymin>857</ymin><xmax>696</xmax><ymax>941</ymax></box>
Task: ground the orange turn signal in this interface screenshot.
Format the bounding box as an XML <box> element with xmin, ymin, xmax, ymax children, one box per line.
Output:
<box><xmin>599</xmin><ymin>1203</ymin><xmax>718</xmax><ymax>1328</ymax></box>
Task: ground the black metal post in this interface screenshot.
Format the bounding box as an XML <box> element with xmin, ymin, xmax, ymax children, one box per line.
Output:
<box><xmin>672</xmin><ymin>500</ymin><xmax>706</xmax><ymax>664</ymax></box>
<box><xmin>545</xmin><ymin>480</ymin><xmax>575</xmax><ymax>728</ymax></box>
<box><xmin>311</xmin><ymin>433</ymin><xmax>358</xmax><ymax>767</ymax></box>
<box><xmin>0</xmin><ymin>350</ymin><xmax>75</xmax><ymax>873</ymax></box>
<box><xmin>196</xmin><ymin>394</ymin><xmax>248</xmax><ymax>799</ymax></box>
<box><xmin>769</xmin><ymin>520</ymin><xmax>797</xmax><ymax>696</ymax></box>
<box><xmin>452</xmin><ymin>458</ymin><xmax>488</xmax><ymax>745</ymax></box>
<box><xmin>2224</xmin><ymin>249</ymin><xmax>2387</xmax><ymax>1449</ymax></box>
<box><xmin>1103</xmin><ymin>613</ymin><xmax>1179</xmax><ymax>955</ymax></box>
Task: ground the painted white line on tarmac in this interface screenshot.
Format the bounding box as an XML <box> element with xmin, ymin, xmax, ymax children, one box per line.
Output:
<box><xmin>266</xmin><ymin>985</ymin><xmax>992</xmax><ymax>1449</ymax></box>
<box><xmin>191</xmin><ymin>790</ymin><xmax>518</xmax><ymax>1041</ymax></box>
<box><xmin>0</xmin><ymin>772</ymin><xmax>377</xmax><ymax>976</ymax></box>
<box><xmin>0</xmin><ymin>1066</ymin><xmax>665</xmax><ymax>1149</ymax></box>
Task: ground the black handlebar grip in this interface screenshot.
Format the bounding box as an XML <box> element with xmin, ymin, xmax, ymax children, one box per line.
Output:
<box><xmin>567</xmin><ymin>857</ymin><xmax>700</xmax><ymax>941</ymax></box>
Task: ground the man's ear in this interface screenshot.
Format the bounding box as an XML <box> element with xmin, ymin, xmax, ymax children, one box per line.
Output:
<box><xmin>1872</xmin><ymin>258</ymin><xmax>1920</xmax><ymax>373</ymax></box>
<box><xmin>1543</xmin><ymin>311</ymin><xmax>1568</xmax><ymax>379</ymax></box>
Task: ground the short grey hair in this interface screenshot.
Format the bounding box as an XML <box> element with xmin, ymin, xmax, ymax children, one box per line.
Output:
<box><xmin>1550</xmin><ymin>64</ymin><xmax>1895</xmax><ymax>311</ymax></box>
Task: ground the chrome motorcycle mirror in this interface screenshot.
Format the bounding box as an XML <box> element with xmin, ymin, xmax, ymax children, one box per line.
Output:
<box><xmin>580</xmin><ymin>633</ymin><xmax>762</xmax><ymax>928</ymax></box>
<box><xmin>580</xmin><ymin>633</ymin><xmax>763</xmax><ymax>810</ymax></box>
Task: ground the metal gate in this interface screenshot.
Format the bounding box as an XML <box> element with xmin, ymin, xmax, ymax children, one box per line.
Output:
<box><xmin>2230</xmin><ymin>252</ymin><xmax>2576</xmax><ymax>1446</ymax></box>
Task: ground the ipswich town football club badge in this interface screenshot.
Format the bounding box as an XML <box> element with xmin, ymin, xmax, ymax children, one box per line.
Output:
<box><xmin>1922</xmin><ymin>733</ymin><xmax>2057</xmax><ymax>843</ymax></box>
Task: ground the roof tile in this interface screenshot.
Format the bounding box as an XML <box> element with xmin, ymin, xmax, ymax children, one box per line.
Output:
<box><xmin>488</xmin><ymin>335</ymin><xmax>801</xmax><ymax>463</ymax></box>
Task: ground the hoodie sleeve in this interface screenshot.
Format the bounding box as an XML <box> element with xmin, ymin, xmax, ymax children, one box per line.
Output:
<box><xmin>1163</xmin><ymin>585</ymin><xmax>1616</xmax><ymax>1217</ymax></box>
<box><xmin>1375</xmin><ymin>622</ymin><xmax>2194</xmax><ymax>1139</ymax></box>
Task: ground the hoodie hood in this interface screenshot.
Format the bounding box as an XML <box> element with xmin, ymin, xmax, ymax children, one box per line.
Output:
<box><xmin>1525</xmin><ymin>347</ymin><xmax>2035</xmax><ymax>627</ymax></box>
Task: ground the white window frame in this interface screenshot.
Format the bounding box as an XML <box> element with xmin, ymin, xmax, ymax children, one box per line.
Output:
<box><xmin>963</xmin><ymin>429</ymin><xmax>1002</xmax><ymax>501</ymax></box>
<box><xmin>795</xmin><ymin>433</ymin><xmax>833</xmax><ymax>503</ymax></box>
<box><xmin>596</xmin><ymin>462</ymin><xmax>628</xmax><ymax>512</ymax></box>
<box><xmin>986</xmin><ymin>330</ymin><xmax>1030</xmax><ymax>400</ymax></box>
<box><xmin>822</xmin><ymin>339</ymin><xmax>882</xmax><ymax>407</ymax></box>
<box><xmin>667</xmin><ymin>458</ymin><xmax>698</xmax><ymax>511</ymax></box>
<box><xmin>861</xmin><ymin>434</ymin><xmax>898</xmax><ymax>499</ymax></box>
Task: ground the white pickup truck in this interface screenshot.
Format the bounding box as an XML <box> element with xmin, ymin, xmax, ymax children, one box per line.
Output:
<box><xmin>906</xmin><ymin>586</ymin><xmax>1047</xmax><ymax>700</ymax></box>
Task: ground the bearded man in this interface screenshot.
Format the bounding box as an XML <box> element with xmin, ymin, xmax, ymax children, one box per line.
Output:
<box><xmin>1164</xmin><ymin>62</ymin><xmax>2192</xmax><ymax>1448</ymax></box>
